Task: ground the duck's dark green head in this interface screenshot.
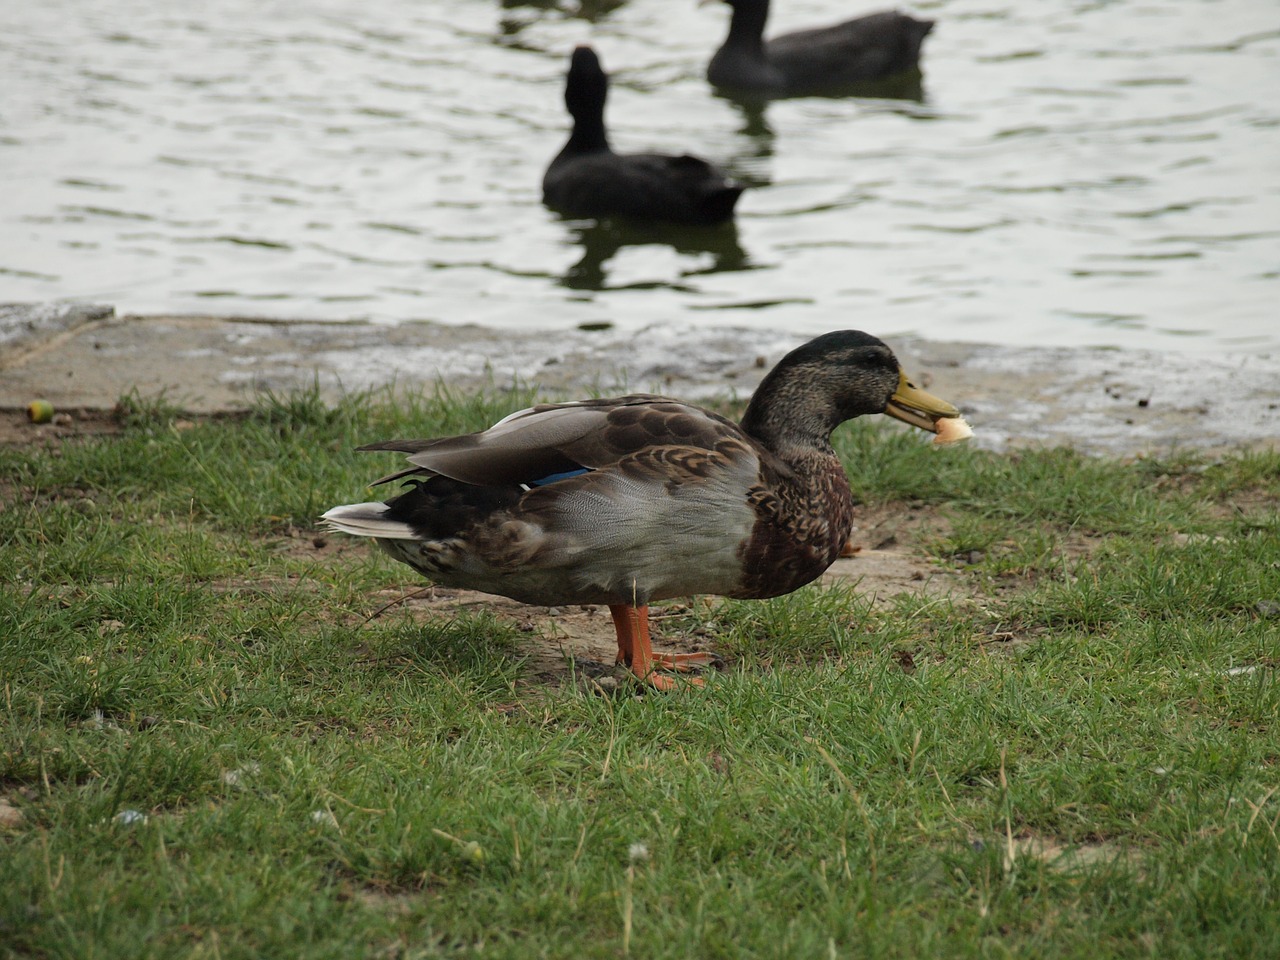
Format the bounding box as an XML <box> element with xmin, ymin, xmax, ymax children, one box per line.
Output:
<box><xmin>741</xmin><ymin>330</ymin><xmax>963</xmax><ymax>449</ymax></box>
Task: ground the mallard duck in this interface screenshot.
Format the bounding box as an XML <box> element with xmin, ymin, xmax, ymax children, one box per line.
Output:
<box><xmin>543</xmin><ymin>46</ymin><xmax>745</xmax><ymax>225</ymax></box>
<box><xmin>323</xmin><ymin>330</ymin><xmax>966</xmax><ymax>690</ymax></box>
<box><xmin>705</xmin><ymin>1</ymin><xmax>934</xmax><ymax>98</ymax></box>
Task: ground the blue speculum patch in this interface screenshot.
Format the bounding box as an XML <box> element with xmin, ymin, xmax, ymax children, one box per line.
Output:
<box><xmin>528</xmin><ymin>467</ymin><xmax>591</xmax><ymax>487</ymax></box>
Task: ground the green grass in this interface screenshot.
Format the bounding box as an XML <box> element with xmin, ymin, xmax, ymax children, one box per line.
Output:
<box><xmin>2</xmin><ymin>387</ymin><xmax>1278</xmax><ymax>959</ymax></box>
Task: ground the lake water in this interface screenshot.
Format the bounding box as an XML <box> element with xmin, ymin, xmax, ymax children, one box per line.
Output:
<box><xmin>2</xmin><ymin>0</ymin><xmax>1278</xmax><ymax>355</ymax></box>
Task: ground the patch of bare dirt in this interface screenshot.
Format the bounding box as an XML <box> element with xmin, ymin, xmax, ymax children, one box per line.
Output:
<box><xmin>824</xmin><ymin>500</ymin><xmax>958</xmax><ymax>606</ymax></box>
<box><xmin>1004</xmin><ymin>833</ymin><xmax>1144</xmax><ymax>875</ymax></box>
<box><xmin>0</xmin><ymin>407</ymin><xmax>124</xmax><ymax>448</ymax></box>
<box><xmin>1207</xmin><ymin>487</ymin><xmax>1280</xmax><ymax>526</ymax></box>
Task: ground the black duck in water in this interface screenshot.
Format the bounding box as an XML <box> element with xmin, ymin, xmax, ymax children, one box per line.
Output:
<box><xmin>543</xmin><ymin>46</ymin><xmax>745</xmax><ymax>225</ymax></box>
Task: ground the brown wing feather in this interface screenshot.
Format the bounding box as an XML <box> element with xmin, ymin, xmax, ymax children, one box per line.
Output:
<box><xmin>366</xmin><ymin>396</ymin><xmax>745</xmax><ymax>487</ymax></box>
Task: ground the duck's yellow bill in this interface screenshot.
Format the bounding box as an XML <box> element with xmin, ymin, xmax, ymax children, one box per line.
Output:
<box><xmin>884</xmin><ymin>370</ymin><xmax>973</xmax><ymax>444</ymax></box>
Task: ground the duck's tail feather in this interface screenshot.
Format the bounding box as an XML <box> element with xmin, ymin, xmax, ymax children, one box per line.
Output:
<box><xmin>321</xmin><ymin>502</ymin><xmax>418</xmax><ymax>540</ymax></box>
<box><xmin>699</xmin><ymin>183</ymin><xmax>745</xmax><ymax>223</ymax></box>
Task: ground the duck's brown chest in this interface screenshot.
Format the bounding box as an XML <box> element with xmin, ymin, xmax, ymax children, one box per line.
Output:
<box><xmin>733</xmin><ymin>458</ymin><xmax>854</xmax><ymax>600</ymax></box>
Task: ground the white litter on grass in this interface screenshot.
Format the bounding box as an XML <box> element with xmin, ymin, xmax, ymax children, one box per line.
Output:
<box><xmin>628</xmin><ymin>842</ymin><xmax>650</xmax><ymax>864</ymax></box>
<box><xmin>221</xmin><ymin>762</ymin><xmax>262</xmax><ymax>787</ymax></box>
<box><xmin>1191</xmin><ymin>664</ymin><xmax>1263</xmax><ymax>681</ymax></box>
<box><xmin>1224</xmin><ymin>665</ymin><xmax>1258</xmax><ymax>677</ymax></box>
<box><xmin>113</xmin><ymin>809</ymin><xmax>147</xmax><ymax>826</ymax></box>
<box><xmin>84</xmin><ymin>709</ymin><xmax>123</xmax><ymax>733</ymax></box>
<box><xmin>1170</xmin><ymin>533</ymin><xmax>1229</xmax><ymax>547</ymax></box>
<box><xmin>310</xmin><ymin>810</ymin><xmax>339</xmax><ymax>828</ymax></box>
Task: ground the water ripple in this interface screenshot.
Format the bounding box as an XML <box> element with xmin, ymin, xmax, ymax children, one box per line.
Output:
<box><xmin>0</xmin><ymin>0</ymin><xmax>1275</xmax><ymax>353</ymax></box>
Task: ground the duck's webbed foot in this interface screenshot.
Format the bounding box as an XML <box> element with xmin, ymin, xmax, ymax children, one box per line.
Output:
<box><xmin>608</xmin><ymin>604</ymin><xmax>708</xmax><ymax>690</ymax></box>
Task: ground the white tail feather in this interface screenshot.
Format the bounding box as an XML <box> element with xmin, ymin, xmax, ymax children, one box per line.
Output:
<box><xmin>321</xmin><ymin>503</ymin><xmax>418</xmax><ymax>540</ymax></box>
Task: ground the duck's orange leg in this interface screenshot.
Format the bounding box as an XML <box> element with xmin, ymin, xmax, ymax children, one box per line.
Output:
<box><xmin>608</xmin><ymin>605</ymin><xmax>704</xmax><ymax>690</ymax></box>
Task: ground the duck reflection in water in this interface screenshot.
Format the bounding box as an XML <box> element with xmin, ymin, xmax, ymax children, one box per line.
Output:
<box><xmin>496</xmin><ymin>0</ymin><xmax>629</xmax><ymax>39</ymax></box>
<box><xmin>717</xmin><ymin>73</ymin><xmax>927</xmax><ymax>179</ymax></box>
<box><xmin>498</xmin><ymin>0</ymin><xmax>628</xmax><ymax>24</ymax></box>
<box><xmin>720</xmin><ymin>97</ymin><xmax>775</xmax><ymax>182</ymax></box>
<box><xmin>712</xmin><ymin>65</ymin><xmax>926</xmax><ymax>108</ymax></box>
<box><xmin>555</xmin><ymin>218</ymin><xmax>751</xmax><ymax>292</ymax></box>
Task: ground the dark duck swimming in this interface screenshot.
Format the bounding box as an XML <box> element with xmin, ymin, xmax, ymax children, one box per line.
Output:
<box><xmin>706</xmin><ymin>0</ymin><xmax>933</xmax><ymax>98</ymax></box>
<box><xmin>542</xmin><ymin>45</ymin><xmax>744</xmax><ymax>225</ymax></box>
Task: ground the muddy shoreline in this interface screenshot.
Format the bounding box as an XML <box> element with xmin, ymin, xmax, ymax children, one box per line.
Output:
<box><xmin>2</xmin><ymin>304</ymin><xmax>1277</xmax><ymax>456</ymax></box>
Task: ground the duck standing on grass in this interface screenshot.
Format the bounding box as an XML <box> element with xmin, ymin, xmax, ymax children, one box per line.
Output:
<box><xmin>542</xmin><ymin>45</ymin><xmax>745</xmax><ymax>225</ymax></box>
<box><xmin>323</xmin><ymin>331</ymin><xmax>971</xmax><ymax>690</ymax></box>
<box><xmin>705</xmin><ymin>0</ymin><xmax>934</xmax><ymax>98</ymax></box>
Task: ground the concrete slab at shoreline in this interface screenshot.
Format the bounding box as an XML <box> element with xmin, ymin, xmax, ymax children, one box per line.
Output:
<box><xmin>1</xmin><ymin>305</ymin><xmax>1277</xmax><ymax>457</ymax></box>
